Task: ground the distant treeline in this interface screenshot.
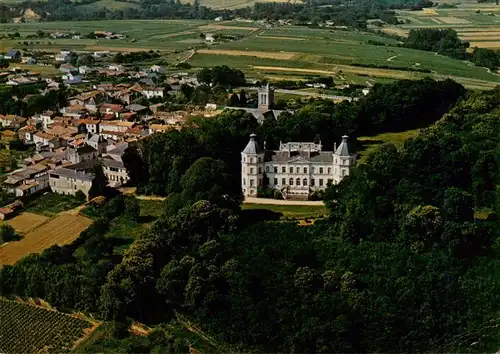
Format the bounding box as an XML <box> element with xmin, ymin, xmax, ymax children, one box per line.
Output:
<box><xmin>404</xmin><ymin>28</ymin><xmax>500</xmax><ymax>70</ymax></box>
<box><xmin>3</xmin><ymin>0</ymin><xmax>433</xmax><ymax>30</ymax></box>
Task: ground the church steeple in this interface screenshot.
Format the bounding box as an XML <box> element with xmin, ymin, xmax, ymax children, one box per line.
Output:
<box><xmin>258</xmin><ymin>83</ymin><xmax>274</xmax><ymax>111</ymax></box>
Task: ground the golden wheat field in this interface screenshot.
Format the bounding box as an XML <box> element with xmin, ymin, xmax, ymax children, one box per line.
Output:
<box><xmin>0</xmin><ymin>214</ymin><xmax>92</xmax><ymax>266</ymax></box>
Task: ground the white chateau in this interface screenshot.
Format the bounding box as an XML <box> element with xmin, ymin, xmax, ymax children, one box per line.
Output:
<box><xmin>241</xmin><ymin>134</ymin><xmax>356</xmax><ymax>199</ymax></box>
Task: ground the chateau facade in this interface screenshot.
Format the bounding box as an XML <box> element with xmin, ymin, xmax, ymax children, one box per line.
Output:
<box><xmin>241</xmin><ymin>134</ymin><xmax>356</xmax><ymax>199</ymax></box>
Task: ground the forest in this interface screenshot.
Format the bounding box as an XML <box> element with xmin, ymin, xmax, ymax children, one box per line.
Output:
<box><xmin>1</xmin><ymin>79</ymin><xmax>499</xmax><ymax>352</ymax></box>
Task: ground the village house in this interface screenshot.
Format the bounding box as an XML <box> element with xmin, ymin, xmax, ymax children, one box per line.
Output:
<box><xmin>33</xmin><ymin>131</ymin><xmax>58</xmax><ymax>147</ymax></box>
<box><xmin>63</xmin><ymin>73</ymin><xmax>83</xmax><ymax>85</ymax></box>
<box><xmin>150</xmin><ymin>65</ymin><xmax>165</xmax><ymax>73</ymax></box>
<box><xmin>93</xmin><ymin>51</ymin><xmax>110</xmax><ymax>58</ymax></box>
<box><xmin>0</xmin><ymin>115</ymin><xmax>27</xmax><ymax>129</ymax></box>
<box><xmin>55</xmin><ymin>50</ymin><xmax>71</xmax><ymax>63</ymax></box>
<box><xmin>69</xmin><ymin>91</ymin><xmax>107</xmax><ymax>111</ymax></box>
<box><xmin>5</xmin><ymin>49</ymin><xmax>22</xmax><ymax>62</ymax></box>
<box><xmin>0</xmin><ymin>200</ymin><xmax>24</xmax><ymax>221</ymax></box>
<box><xmin>49</xmin><ymin>167</ymin><xmax>95</xmax><ymax>198</ymax></box>
<box><xmin>130</xmin><ymin>84</ymin><xmax>165</xmax><ymax>99</ymax></box>
<box><xmin>19</xmin><ymin>125</ymin><xmax>38</xmax><ymax>142</ymax></box>
<box><xmin>33</xmin><ymin>111</ymin><xmax>58</xmax><ymax>129</ymax></box>
<box><xmin>102</xmin><ymin>157</ymin><xmax>128</xmax><ymax>187</ymax></box>
<box><xmin>66</xmin><ymin>145</ymin><xmax>98</xmax><ymax>164</ymax></box>
<box><xmin>241</xmin><ymin>134</ymin><xmax>356</xmax><ymax>200</ymax></box>
<box><xmin>84</xmin><ymin>133</ymin><xmax>108</xmax><ymax>154</ymax></box>
<box><xmin>76</xmin><ymin>119</ymin><xmax>100</xmax><ymax>134</ymax></box>
<box><xmin>22</xmin><ymin>57</ymin><xmax>37</xmax><ymax>65</ymax></box>
<box><xmin>102</xmin><ymin>142</ymin><xmax>129</xmax><ymax>187</ymax></box>
<box><xmin>4</xmin><ymin>164</ymin><xmax>50</xmax><ymax>197</ymax></box>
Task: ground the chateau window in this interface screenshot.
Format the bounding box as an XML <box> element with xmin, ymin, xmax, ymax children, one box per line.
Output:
<box><xmin>266</xmin><ymin>166</ymin><xmax>269</xmax><ymax>173</ymax></box>
<box><xmin>342</xmin><ymin>169</ymin><xmax>347</xmax><ymax>176</ymax></box>
<box><xmin>243</xmin><ymin>178</ymin><xmax>246</xmax><ymax>186</ymax></box>
<box><xmin>319</xmin><ymin>167</ymin><xmax>324</xmax><ymax>174</ymax></box>
<box><xmin>274</xmin><ymin>166</ymin><xmax>278</xmax><ymax>173</ymax></box>
<box><xmin>289</xmin><ymin>167</ymin><xmax>293</xmax><ymax>174</ymax></box>
<box><xmin>303</xmin><ymin>178</ymin><xmax>308</xmax><ymax>186</ymax></box>
<box><xmin>328</xmin><ymin>179</ymin><xmax>333</xmax><ymax>185</ymax></box>
<box><xmin>303</xmin><ymin>167</ymin><xmax>307</xmax><ymax>174</ymax></box>
<box><xmin>282</xmin><ymin>166</ymin><xmax>286</xmax><ymax>173</ymax></box>
<box><xmin>243</xmin><ymin>157</ymin><xmax>246</xmax><ymax>163</ymax></box>
<box><xmin>319</xmin><ymin>179</ymin><xmax>323</xmax><ymax>186</ymax></box>
<box><xmin>258</xmin><ymin>157</ymin><xmax>261</xmax><ymax>162</ymax></box>
<box><xmin>335</xmin><ymin>159</ymin><xmax>337</xmax><ymax>163</ymax></box>
<box><xmin>296</xmin><ymin>178</ymin><xmax>300</xmax><ymax>186</ymax></box>
<box><xmin>250</xmin><ymin>179</ymin><xmax>255</xmax><ymax>187</ymax></box>
<box><xmin>311</xmin><ymin>166</ymin><xmax>315</xmax><ymax>174</ymax></box>
<box><xmin>273</xmin><ymin>178</ymin><xmax>278</xmax><ymax>185</ymax></box>
<box><xmin>328</xmin><ymin>167</ymin><xmax>331</xmax><ymax>174</ymax></box>
<box><xmin>289</xmin><ymin>178</ymin><xmax>293</xmax><ymax>186</ymax></box>
<box><xmin>310</xmin><ymin>179</ymin><xmax>315</xmax><ymax>186</ymax></box>
<box><xmin>258</xmin><ymin>167</ymin><xmax>262</xmax><ymax>174</ymax></box>
<box><xmin>282</xmin><ymin>178</ymin><xmax>286</xmax><ymax>185</ymax></box>
<box><xmin>250</xmin><ymin>167</ymin><xmax>254</xmax><ymax>174</ymax></box>
<box><xmin>250</xmin><ymin>158</ymin><xmax>254</xmax><ymax>163</ymax></box>
<box><xmin>296</xmin><ymin>167</ymin><xmax>300</xmax><ymax>174</ymax></box>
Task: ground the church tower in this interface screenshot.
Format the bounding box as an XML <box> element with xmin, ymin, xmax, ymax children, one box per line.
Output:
<box><xmin>258</xmin><ymin>83</ymin><xmax>274</xmax><ymax>111</ymax></box>
<box><xmin>241</xmin><ymin>133</ymin><xmax>265</xmax><ymax>197</ymax></box>
<box><xmin>332</xmin><ymin>135</ymin><xmax>356</xmax><ymax>184</ymax></box>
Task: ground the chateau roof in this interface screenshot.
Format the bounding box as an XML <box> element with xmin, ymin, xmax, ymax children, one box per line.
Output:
<box><xmin>335</xmin><ymin>135</ymin><xmax>350</xmax><ymax>157</ymax></box>
<box><xmin>267</xmin><ymin>151</ymin><xmax>334</xmax><ymax>163</ymax></box>
<box><xmin>243</xmin><ymin>134</ymin><xmax>264</xmax><ymax>155</ymax></box>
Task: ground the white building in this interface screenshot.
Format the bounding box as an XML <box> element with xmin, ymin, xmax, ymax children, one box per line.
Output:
<box><xmin>241</xmin><ymin>134</ymin><xmax>356</xmax><ymax>199</ymax></box>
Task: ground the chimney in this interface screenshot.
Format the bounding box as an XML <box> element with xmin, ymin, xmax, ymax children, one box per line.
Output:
<box><xmin>334</xmin><ymin>142</ymin><xmax>337</xmax><ymax>151</ymax></box>
<box><xmin>308</xmin><ymin>145</ymin><xmax>311</xmax><ymax>158</ymax></box>
<box><xmin>288</xmin><ymin>143</ymin><xmax>291</xmax><ymax>157</ymax></box>
<box><xmin>263</xmin><ymin>140</ymin><xmax>267</xmax><ymax>150</ymax></box>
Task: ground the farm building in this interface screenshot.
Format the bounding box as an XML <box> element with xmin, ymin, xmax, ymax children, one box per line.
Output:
<box><xmin>4</xmin><ymin>49</ymin><xmax>22</xmax><ymax>62</ymax></box>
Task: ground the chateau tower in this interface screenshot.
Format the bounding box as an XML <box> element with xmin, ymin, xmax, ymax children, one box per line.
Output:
<box><xmin>241</xmin><ymin>133</ymin><xmax>265</xmax><ymax>197</ymax></box>
<box><xmin>258</xmin><ymin>83</ymin><xmax>274</xmax><ymax>111</ymax></box>
<box><xmin>332</xmin><ymin>135</ymin><xmax>356</xmax><ymax>183</ymax></box>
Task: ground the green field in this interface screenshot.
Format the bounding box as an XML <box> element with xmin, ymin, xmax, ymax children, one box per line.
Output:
<box><xmin>0</xmin><ymin>297</ymin><xmax>95</xmax><ymax>353</ymax></box>
<box><xmin>192</xmin><ymin>26</ymin><xmax>500</xmax><ymax>88</ymax></box>
<box><xmin>0</xmin><ymin>20</ymin><xmax>258</xmax><ymax>53</ymax></box>
<box><xmin>23</xmin><ymin>193</ymin><xmax>82</xmax><ymax>216</ymax></box>
<box><xmin>1</xmin><ymin>19</ymin><xmax>499</xmax><ymax>88</ymax></box>
<box><xmin>357</xmin><ymin>129</ymin><xmax>421</xmax><ymax>164</ymax></box>
<box><xmin>242</xmin><ymin>203</ymin><xmax>327</xmax><ymax>218</ymax></box>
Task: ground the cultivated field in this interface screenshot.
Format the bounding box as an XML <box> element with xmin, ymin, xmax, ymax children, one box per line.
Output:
<box><xmin>0</xmin><ymin>213</ymin><xmax>92</xmax><ymax>266</ymax></box>
<box><xmin>190</xmin><ymin>25</ymin><xmax>500</xmax><ymax>88</ymax></box>
<box><xmin>379</xmin><ymin>0</ymin><xmax>500</xmax><ymax>50</ymax></box>
<box><xmin>0</xmin><ymin>297</ymin><xmax>97</xmax><ymax>353</ymax></box>
<box><xmin>0</xmin><ymin>20</ymin><xmax>260</xmax><ymax>53</ymax></box>
<box><xmin>5</xmin><ymin>212</ymin><xmax>49</xmax><ymax>234</ymax></box>
<box><xmin>1</xmin><ymin>18</ymin><xmax>499</xmax><ymax>88</ymax></box>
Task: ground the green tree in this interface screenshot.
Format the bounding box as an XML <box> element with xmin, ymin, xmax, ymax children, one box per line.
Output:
<box><xmin>179</xmin><ymin>157</ymin><xmax>243</xmax><ymax>210</ymax></box>
<box><xmin>89</xmin><ymin>163</ymin><xmax>108</xmax><ymax>199</ymax></box>
<box><xmin>0</xmin><ymin>224</ymin><xmax>19</xmax><ymax>243</ymax></box>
